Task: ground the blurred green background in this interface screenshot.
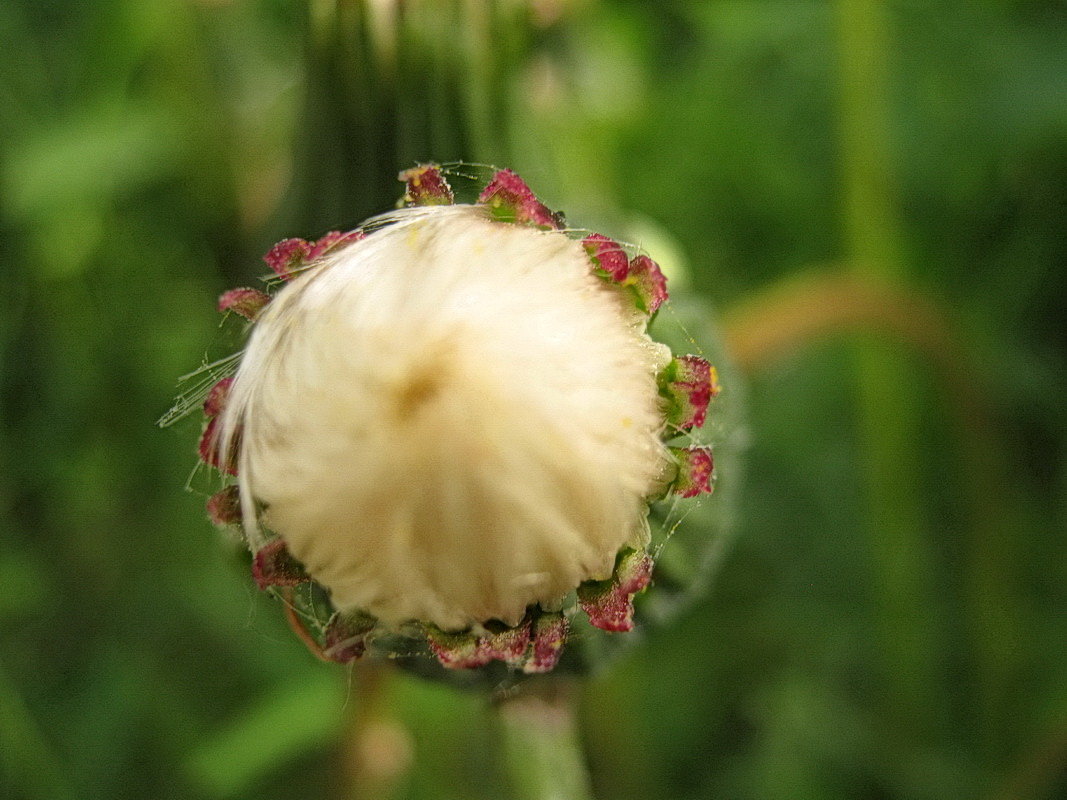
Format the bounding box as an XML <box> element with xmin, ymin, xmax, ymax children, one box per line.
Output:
<box><xmin>1</xmin><ymin>1</ymin><xmax>1065</xmax><ymax>798</ymax></box>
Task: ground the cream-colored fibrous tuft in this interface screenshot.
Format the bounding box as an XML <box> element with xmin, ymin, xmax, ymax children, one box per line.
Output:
<box><xmin>220</xmin><ymin>205</ymin><xmax>672</xmax><ymax>630</ymax></box>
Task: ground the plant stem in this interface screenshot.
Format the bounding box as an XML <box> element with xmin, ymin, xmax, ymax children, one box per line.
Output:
<box><xmin>833</xmin><ymin>0</ymin><xmax>944</xmax><ymax>738</ymax></box>
<box><xmin>495</xmin><ymin>681</ymin><xmax>596</xmax><ymax>800</ymax></box>
<box><xmin>834</xmin><ymin>0</ymin><xmax>1022</xmax><ymax>756</ymax></box>
<box><xmin>342</xmin><ymin>663</ymin><xmax>412</xmax><ymax>800</ymax></box>
<box><xmin>288</xmin><ymin>0</ymin><xmax>523</xmax><ymax>235</ymax></box>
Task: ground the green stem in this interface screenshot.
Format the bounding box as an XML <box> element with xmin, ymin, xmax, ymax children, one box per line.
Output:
<box><xmin>343</xmin><ymin>664</ymin><xmax>412</xmax><ymax>800</ymax></box>
<box><xmin>288</xmin><ymin>0</ymin><xmax>525</xmax><ymax>234</ymax></box>
<box><xmin>834</xmin><ymin>0</ymin><xmax>944</xmax><ymax>737</ymax></box>
<box><xmin>834</xmin><ymin>0</ymin><xmax>1020</xmax><ymax>757</ymax></box>
<box><xmin>495</xmin><ymin>681</ymin><xmax>596</xmax><ymax>800</ymax></box>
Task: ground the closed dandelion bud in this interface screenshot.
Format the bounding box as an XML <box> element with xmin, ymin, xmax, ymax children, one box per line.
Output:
<box><xmin>170</xmin><ymin>165</ymin><xmax>732</xmax><ymax>680</ymax></box>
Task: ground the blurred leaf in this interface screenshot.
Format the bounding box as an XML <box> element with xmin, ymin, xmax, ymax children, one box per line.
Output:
<box><xmin>0</xmin><ymin>548</ymin><xmax>51</xmax><ymax>619</ymax></box>
<box><xmin>4</xmin><ymin>99</ymin><xmax>182</xmax><ymax>222</ymax></box>
<box><xmin>0</xmin><ymin>661</ymin><xmax>75</xmax><ymax>800</ymax></box>
<box><xmin>184</xmin><ymin>672</ymin><xmax>345</xmax><ymax>798</ymax></box>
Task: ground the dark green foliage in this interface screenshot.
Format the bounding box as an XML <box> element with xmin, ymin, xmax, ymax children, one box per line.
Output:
<box><xmin>0</xmin><ymin>1</ymin><xmax>1064</xmax><ymax>798</ymax></box>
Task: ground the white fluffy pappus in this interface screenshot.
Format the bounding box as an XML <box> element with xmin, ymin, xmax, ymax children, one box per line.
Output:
<box><xmin>219</xmin><ymin>205</ymin><xmax>673</xmax><ymax>631</ymax></box>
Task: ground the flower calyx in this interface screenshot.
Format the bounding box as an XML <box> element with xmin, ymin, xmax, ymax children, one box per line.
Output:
<box><xmin>583</xmin><ymin>234</ymin><xmax>668</xmax><ymax>315</ymax></box>
<box><xmin>659</xmin><ymin>355</ymin><xmax>721</xmax><ymax>432</ymax></box>
<box><xmin>206</xmin><ymin>485</ymin><xmax>241</xmax><ymax>527</ymax></box>
<box><xmin>625</xmin><ymin>254</ymin><xmax>669</xmax><ymax>315</ymax></box>
<box><xmin>197</xmin><ymin>377</ymin><xmax>237</xmax><ymax>475</ymax></box>
<box><xmin>583</xmin><ymin>233</ymin><xmax>630</xmax><ymax>281</ymax></box>
<box><xmin>252</xmin><ymin>538</ymin><xmax>311</xmax><ymax>590</ymax></box>
<box><xmin>577</xmin><ymin>549</ymin><xmax>654</xmax><ymax>633</ymax></box>
<box><xmin>218</xmin><ymin>288</ymin><xmax>271</xmax><ymax>321</ymax></box>
<box><xmin>263</xmin><ymin>230</ymin><xmax>365</xmax><ymax>281</ymax></box>
<box><xmin>478</xmin><ymin>169</ymin><xmax>562</xmax><ymax>229</ymax></box>
<box><xmin>669</xmin><ymin>445</ymin><xmax>716</xmax><ymax>498</ymax></box>
<box><xmin>424</xmin><ymin>609</ymin><xmax>571</xmax><ymax>673</ymax></box>
<box><xmin>323</xmin><ymin>609</ymin><xmax>378</xmax><ymax>663</ymax></box>
<box><xmin>399</xmin><ymin>164</ymin><xmax>455</xmax><ymax>206</ymax></box>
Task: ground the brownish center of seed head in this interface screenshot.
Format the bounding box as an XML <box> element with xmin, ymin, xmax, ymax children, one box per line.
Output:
<box><xmin>389</xmin><ymin>360</ymin><xmax>449</xmax><ymax>420</ymax></box>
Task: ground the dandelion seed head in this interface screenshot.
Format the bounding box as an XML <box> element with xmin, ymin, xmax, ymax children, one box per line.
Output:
<box><xmin>220</xmin><ymin>205</ymin><xmax>673</xmax><ymax>630</ymax></box>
